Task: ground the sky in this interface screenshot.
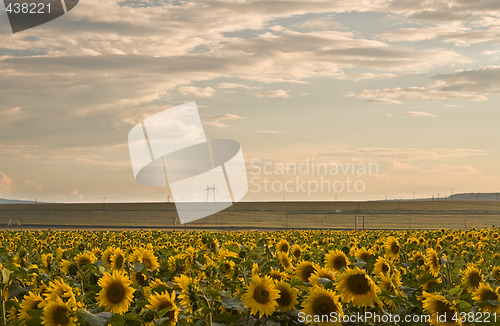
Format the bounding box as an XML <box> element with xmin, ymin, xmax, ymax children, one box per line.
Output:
<box><xmin>1</xmin><ymin>0</ymin><xmax>500</xmax><ymax>203</ymax></box>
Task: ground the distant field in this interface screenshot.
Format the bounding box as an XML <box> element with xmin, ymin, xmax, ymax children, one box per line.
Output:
<box><xmin>1</xmin><ymin>200</ymin><xmax>500</xmax><ymax>230</ymax></box>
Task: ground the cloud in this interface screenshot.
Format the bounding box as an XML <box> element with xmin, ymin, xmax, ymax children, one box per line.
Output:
<box><xmin>389</xmin><ymin>0</ymin><xmax>500</xmax><ymax>22</ymax></box>
<box><xmin>204</xmin><ymin>113</ymin><xmax>244</xmax><ymax>128</ymax></box>
<box><xmin>347</xmin><ymin>66</ymin><xmax>500</xmax><ymax>103</ymax></box>
<box><xmin>255</xmin><ymin>130</ymin><xmax>280</xmax><ymax>134</ymax></box>
<box><xmin>256</xmin><ymin>89</ymin><xmax>290</xmax><ymax>98</ymax></box>
<box><xmin>317</xmin><ymin>147</ymin><xmax>490</xmax><ymax>162</ymax></box>
<box><xmin>406</xmin><ymin>111</ymin><xmax>437</xmax><ymax>118</ymax></box>
<box><xmin>25</xmin><ymin>179</ymin><xmax>43</xmax><ymax>190</ymax></box>
<box><xmin>218</xmin><ymin>83</ymin><xmax>256</xmax><ymax>90</ymax></box>
<box><xmin>71</xmin><ymin>188</ymin><xmax>84</xmax><ymax>201</ymax></box>
<box><xmin>177</xmin><ymin>86</ymin><xmax>216</xmax><ymax>97</ymax></box>
<box><xmin>0</xmin><ymin>172</ymin><xmax>13</xmax><ymax>193</ymax></box>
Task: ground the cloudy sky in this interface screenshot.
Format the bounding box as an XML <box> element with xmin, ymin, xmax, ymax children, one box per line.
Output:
<box><xmin>1</xmin><ymin>0</ymin><xmax>500</xmax><ymax>202</ymax></box>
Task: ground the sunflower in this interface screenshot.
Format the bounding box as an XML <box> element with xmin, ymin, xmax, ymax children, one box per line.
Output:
<box><xmin>73</xmin><ymin>252</ymin><xmax>97</xmax><ymax>268</ymax></box>
<box><xmin>461</xmin><ymin>264</ymin><xmax>483</xmax><ymax>291</ymax></box>
<box><xmin>309</xmin><ymin>267</ymin><xmax>336</xmax><ymax>285</ymax></box>
<box><xmin>335</xmin><ymin>267</ymin><xmax>380</xmax><ymax>307</ymax></box>
<box><xmin>302</xmin><ymin>287</ymin><xmax>343</xmax><ymax>326</ymax></box>
<box><xmin>377</xmin><ymin>274</ymin><xmax>403</xmax><ymax>311</ymax></box>
<box><xmin>279</xmin><ymin>253</ymin><xmax>293</xmax><ymax>270</ymax></box>
<box><xmin>19</xmin><ymin>291</ymin><xmax>44</xmax><ymax>320</ymax></box>
<box><xmin>276</xmin><ymin>239</ymin><xmax>290</xmax><ymax>254</ymax></box>
<box><xmin>295</xmin><ymin>261</ymin><xmax>318</xmax><ymax>283</ymax></box>
<box><xmin>425</xmin><ymin>248</ymin><xmax>441</xmax><ymax>277</ymax></box>
<box><xmin>373</xmin><ymin>256</ymin><xmax>391</xmax><ymax>276</ymax></box>
<box><xmin>325</xmin><ymin>250</ymin><xmax>349</xmax><ymax>272</ymax></box>
<box><xmin>42</xmin><ymin>296</ymin><xmax>76</xmax><ymax>326</ymax></box>
<box><xmin>7</xmin><ymin>298</ymin><xmax>19</xmax><ymax>323</ymax></box>
<box><xmin>385</xmin><ymin>237</ymin><xmax>400</xmax><ymax>260</ymax></box>
<box><xmin>291</xmin><ymin>244</ymin><xmax>302</xmax><ymax>259</ymax></box>
<box><xmin>131</xmin><ymin>271</ymin><xmax>147</xmax><ymax>286</ymax></box>
<box><xmin>274</xmin><ymin>281</ymin><xmax>299</xmax><ymax>312</ymax></box>
<box><xmin>491</xmin><ymin>266</ymin><xmax>500</xmax><ymax>280</ymax></box>
<box><xmin>472</xmin><ymin>283</ymin><xmax>500</xmax><ymax>313</ymax></box>
<box><xmin>41</xmin><ymin>253</ymin><xmax>54</xmax><ymax>271</ymax></box>
<box><xmin>97</xmin><ymin>270</ymin><xmax>135</xmax><ymax>314</ymax></box>
<box><xmin>354</xmin><ymin>247</ymin><xmax>372</xmax><ymax>262</ymax></box>
<box><xmin>138</xmin><ymin>249</ymin><xmax>160</xmax><ymax>271</ymax></box>
<box><xmin>422</xmin><ymin>278</ymin><xmax>442</xmax><ymax>292</ymax></box>
<box><xmin>242</xmin><ymin>275</ymin><xmax>279</xmax><ymax>317</ymax></box>
<box><xmin>219</xmin><ymin>260</ymin><xmax>236</xmax><ymax>277</ymax></box>
<box><xmin>269</xmin><ymin>269</ymin><xmax>288</xmax><ymax>282</ymax></box>
<box><xmin>167</xmin><ymin>254</ymin><xmax>185</xmax><ymax>274</ymax></box>
<box><xmin>174</xmin><ymin>274</ymin><xmax>197</xmax><ymax>313</ymax></box>
<box><xmin>422</xmin><ymin>292</ymin><xmax>461</xmax><ymax>326</ymax></box>
<box><xmin>144</xmin><ymin>279</ymin><xmax>170</xmax><ymax>297</ymax></box>
<box><xmin>110</xmin><ymin>248</ymin><xmax>126</xmax><ymax>271</ymax></box>
<box><xmin>43</xmin><ymin>279</ymin><xmax>77</xmax><ymax>307</ymax></box>
<box><xmin>146</xmin><ymin>291</ymin><xmax>179</xmax><ymax>325</ymax></box>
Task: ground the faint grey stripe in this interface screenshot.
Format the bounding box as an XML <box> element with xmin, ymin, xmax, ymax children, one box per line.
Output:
<box><xmin>221</xmin><ymin>164</ymin><xmax>235</xmax><ymax>203</ymax></box>
<box><xmin>140</xmin><ymin>121</ymin><xmax>154</xmax><ymax>161</ymax></box>
<box><xmin>61</xmin><ymin>0</ymin><xmax>68</xmax><ymax>13</ymax></box>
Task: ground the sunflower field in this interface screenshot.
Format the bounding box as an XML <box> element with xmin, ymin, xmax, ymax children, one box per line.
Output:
<box><xmin>1</xmin><ymin>228</ymin><xmax>500</xmax><ymax>326</ymax></box>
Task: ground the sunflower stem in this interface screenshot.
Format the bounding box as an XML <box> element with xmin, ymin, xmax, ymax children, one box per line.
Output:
<box><xmin>1</xmin><ymin>288</ymin><xmax>6</xmax><ymax>326</ymax></box>
<box><xmin>245</xmin><ymin>309</ymin><xmax>250</xmax><ymax>326</ymax></box>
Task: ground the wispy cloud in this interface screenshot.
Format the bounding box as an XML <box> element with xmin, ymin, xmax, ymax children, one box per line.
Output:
<box><xmin>256</xmin><ymin>89</ymin><xmax>290</xmax><ymax>98</ymax></box>
<box><xmin>204</xmin><ymin>113</ymin><xmax>244</xmax><ymax>128</ymax></box>
<box><xmin>255</xmin><ymin>130</ymin><xmax>280</xmax><ymax>134</ymax></box>
<box><xmin>406</xmin><ymin>111</ymin><xmax>437</xmax><ymax>118</ymax></box>
<box><xmin>0</xmin><ymin>172</ymin><xmax>13</xmax><ymax>193</ymax></box>
<box><xmin>177</xmin><ymin>86</ymin><xmax>216</xmax><ymax>97</ymax></box>
<box><xmin>71</xmin><ymin>188</ymin><xmax>84</xmax><ymax>201</ymax></box>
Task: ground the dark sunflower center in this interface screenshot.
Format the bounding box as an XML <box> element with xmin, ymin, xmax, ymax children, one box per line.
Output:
<box><xmin>381</xmin><ymin>263</ymin><xmax>389</xmax><ymax>273</ymax></box>
<box><xmin>480</xmin><ymin>289</ymin><xmax>498</xmax><ymax>302</ymax></box>
<box><xmin>135</xmin><ymin>272</ymin><xmax>145</xmax><ymax>285</ymax></box>
<box><xmin>312</xmin><ymin>296</ymin><xmax>337</xmax><ymax>315</ymax></box>
<box><xmin>293</xmin><ymin>249</ymin><xmax>301</xmax><ymax>258</ymax></box>
<box><xmin>107</xmin><ymin>281</ymin><xmax>126</xmax><ymax>304</ymax></box>
<box><xmin>78</xmin><ymin>257</ymin><xmax>91</xmax><ymax>267</ymax></box>
<box><xmin>270</xmin><ymin>273</ymin><xmax>282</xmax><ymax>281</ymax></box>
<box><xmin>281</xmin><ymin>257</ymin><xmax>291</xmax><ymax>268</ymax></box>
<box><xmin>280</xmin><ymin>244</ymin><xmax>289</xmax><ymax>252</ymax></box>
<box><xmin>435</xmin><ymin>301</ymin><xmax>454</xmax><ymax>322</ymax></box>
<box><xmin>360</xmin><ymin>252</ymin><xmax>370</xmax><ymax>261</ymax></box>
<box><xmin>391</xmin><ymin>243</ymin><xmax>400</xmax><ymax>255</ymax></box>
<box><xmin>222</xmin><ymin>263</ymin><xmax>230</xmax><ymax>272</ymax></box>
<box><xmin>346</xmin><ymin>274</ymin><xmax>371</xmax><ymax>295</ymax></box>
<box><xmin>253</xmin><ymin>285</ymin><xmax>270</xmax><ymax>304</ymax></box>
<box><xmin>52</xmin><ymin>306</ymin><xmax>70</xmax><ymax>325</ymax></box>
<box><xmin>31</xmin><ymin>300</ymin><xmax>43</xmax><ymax>310</ymax></box>
<box><xmin>276</xmin><ymin>289</ymin><xmax>291</xmax><ymax>307</ymax></box>
<box><xmin>333</xmin><ymin>256</ymin><xmax>346</xmax><ymax>270</ymax></box>
<box><xmin>468</xmin><ymin>272</ymin><xmax>481</xmax><ymax>287</ymax></box>
<box><xmin>302</xmin><ymin>265</ymin><xmax>316</xmax><ymax>282</ymax></box>
<box><xmin>114</xmin><ymin>255</ymin><xmax>124</xmax><ymax>269</ymax></box>
<box><xmin>158</xmin><ymin>301</ymin><xmax>175</xmax><ymax>320</ymax></box>
<box><xmin>143</xmin><ymin>258</ymin><xmax>152</xmax><ymax>269</ymax></box>
<box><xmin>431</xmin><ymin>256</ymin><xmax>438</xmax><ymax>267</ymax></box>
<box><xmin>427</xmin><ymin>280</ymin><xmax>438</xmax><ymax>288</ymax></box>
